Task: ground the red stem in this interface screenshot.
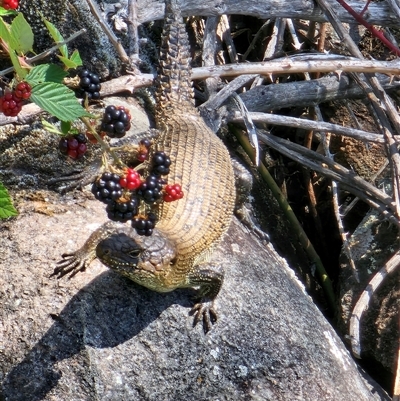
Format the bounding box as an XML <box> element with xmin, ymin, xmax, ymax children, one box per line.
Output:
<box><xmin>336</xmin><ymin>0</ymin><xmax>400</xmax><ymax>57</ymax></box>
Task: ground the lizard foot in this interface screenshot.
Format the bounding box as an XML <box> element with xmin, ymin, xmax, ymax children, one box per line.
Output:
<box><xmin>51</xmin><ymin>251</ymin><xmax>94</xmax><ymax>279</ymax></box>
<box><xmin>190</xmin><ymin>300</ymin><xmax>218</xmax><ymax>333</ymax></box>
<box><xmin>47</xmin><ymin>159</ymin><xmax>102</xmax><ymax>193</ymax></box>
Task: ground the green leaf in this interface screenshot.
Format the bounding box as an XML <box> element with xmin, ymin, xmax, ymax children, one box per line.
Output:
<box><xmin>41</xmin><ymin>119</ymin><xmax>63</xmax><ymax>135</ymax></box>
<box><xmin>10</xmin><ymin>13</ymin><xmax>34</xmax><ymax>54</ymax></box>
<box><xmin>58</xmin><ymin>55</ymin><xmax>79</xmax><ymax>69</ymax></box>
<box><xmin>69</xmin><ymin>49</ymin><xmax>82</xmax><ymax>66</ymax></box>
<box><xmin>0</xmin><ymin>16</ymin><xmax>12</xmax><ymax>44</ymax></box>
<box><xmin>0</xmin><ymin>8</ymin><xmax>17</xmax><ymax>16</ymax></box>
<box><xmin>25</xmin><ymin>64</ymin><xmax>68</xmax><ymax>86</ymax></box>
<box><xmin>41</xmin><ymin>15</ymin><xmax>68</xmax><ymax>58</ymax></box>
<box><xmin>60</xmin><ymin>120</ymin><xmax>71</xmax><ymax>134</ymax></box>
<box><xmin>0</xmin><ymin>182</ymin><xmax>18</xmax><ymax>219</ymax></box>
<box><xmin>8</xmin><ymin>49</ymin><xmax>28</xmax><ymax>79</ymax></box>
<box><xmin>30</xmin><ymin>82</ymin><xmax>91</xmax><ymax>121</ymax></box>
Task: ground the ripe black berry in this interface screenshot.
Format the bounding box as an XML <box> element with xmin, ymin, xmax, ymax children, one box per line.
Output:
<box><xmin>100</xmin><ymin>105</ymin><xmax>131</xmax><ymax>138</ymax></box>
<box><xmin>92</xmin><ymin>172</ymin><xmax>123</xmax><ymax>203</ymax></box>
<box><xmin>137</xmin><ymin>175</ymin><xmax>165</xmax><ymax>203</ymax></box>
<box><xmin>132</xmin><ymin>217</ymin><xmax>155</xmax><ymax>236</ymax></box>
<box><xmin>106</xmin><ymin>196</ymin><xmax>140</xmax><ymax>222</ymax></box>
<box><xmin>78</xmin><ymin>69</ymin><xmax>101</xmax><ymax>100</ymax></box>
<box><xmin>151</xmin><ymin>151</ymin><xmax>171</xmax><ymax>176</ymax></box>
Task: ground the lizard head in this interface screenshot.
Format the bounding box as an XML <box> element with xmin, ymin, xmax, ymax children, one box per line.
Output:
<box><xmin>95</xmin><ymin>227</ymin><xmax>177</xmax><ymax>280</ymax></box>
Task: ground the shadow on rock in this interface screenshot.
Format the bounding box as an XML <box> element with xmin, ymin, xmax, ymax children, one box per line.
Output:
<box><xmin>2</xmin><ymin>271</ymin><xmax>192</xmax><ymax>401</ymax></box>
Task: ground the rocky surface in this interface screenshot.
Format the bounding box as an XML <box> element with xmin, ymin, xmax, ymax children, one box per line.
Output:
<box><xmin>0</xmin><ymin>192</ymin><xmax>390</xmax><ymax>400</ymax></box>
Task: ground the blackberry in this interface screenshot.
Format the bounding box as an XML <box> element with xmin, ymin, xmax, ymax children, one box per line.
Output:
<box><xmin>106</xmin><ymin>196</ymin><xmax>140</xmax><ymax>222</ymax></box>
<box><xmin>59</xmin><ymin>133</ymin><xmax>88</xmax><ymax>159</ymax></box>
<box><xmin>14</xmin><ymin>82</ymin><xmax>31</xmax><ymax>100</ymax></box>
<box><xmin>119</xmin><ymin>168</ymin><xmax>142</xmax><ymax>190</ymax></box>
<box><xmin>132</xmin><ymin>217</ymin><xmax>155</xmax><ymax>236</ymax></box>
<box><xmin>164</xmin><ymin>183</ymin><xmax>184</xmax><ymax>202</ymax></box>
<box><xmin>0</xmin><ymin>93</ymin><xmax>22</xmax><ymax>117</ymax></box>
<box><xmin>78</xmin><ymin>69</ymin><xmax>101</xmax><ymax>100</ymax></box>
<box><xmin>2</xmin><ymin>0</ymin><xmax>18</xmax><ymax>9</ymax></box>
<box><xmin>100</xmin><ymin>105</ymin><xmax>131</xmax><ymax>139</ymax></box>
<box><xmin>140</xmin><ymin>138</ymin><xmax>152</xmax><ymax>148</ymax></box>
<box><xmin>92</xmin><ymin>172</ymin><xmax>123</xmax><ymax>203</ymax></box>
<box><xmin>137</xmin><ymin>174</ymin><xmax>165</xmax><ymax>203</ymax></box>
<box><xmin>151</xmin><ymin>151</ymin><xmax>171</xmax><ymax>175</ymax></box>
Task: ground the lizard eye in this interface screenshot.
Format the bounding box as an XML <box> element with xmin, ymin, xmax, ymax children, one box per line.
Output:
<box><xmin>128</xmin><ymin>249</ymin><xmax>141</xmax><ymax>258</ymax></box>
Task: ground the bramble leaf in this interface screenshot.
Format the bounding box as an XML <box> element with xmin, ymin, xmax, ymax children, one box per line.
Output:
<box><xmin>10</xmin><ymin>13</ymin><xmax>33</xmax><ymax>54</ymax></box>
<box><xmin>30</xmin><ymin>82</ymin><xmax>92</xmax><ymax>122</ymax></box>
<box><xmin>0</xmin><ymin>7</ymin><xmax>17</xmax><ymax>16</ymax></box>
<box><xmin>60</xmin><ymin>120</ymin><xmax>71</xmax><ymax>134</ymax></box>
<box><xmin>8</xmin><ymin>49</ymin><xmax>28</xmax><ymax>79</ymax></box>
<box><xmin>0</xmin><ymin>182</ymin><xmax>18</xmax><ymax>219</ymax></box>
<box><xmin>41</xmin><ymin>119</ymin><xmax>63</xmax><ymax>135</ymax></box>
<box><xmin>58</xmin><ymin>49</ymin><xmax>83</xmax><ymax>69</ymax></box>
<box><xmin>0</xmin><ymin>16</ymin><xmax>12</xmax><ymax>44</ymax></box>
<box><xmin>58</xmin><ymin>55</ymin><xmax>79</xmax><ymax>69</ymax></box>
<box><xmin>69</xmin><ymin>49</ymin><xmax>82</xmax><ymax>66</ymax></box>
<box><xmin>25</xmin><ymin>64</ymin><xmax>68</xmax><ymax>86</ymax></box>
<box><xmin>41</xmin><ymin>15</ymin><xmax>68</xmax><ymax>58</ymax></box>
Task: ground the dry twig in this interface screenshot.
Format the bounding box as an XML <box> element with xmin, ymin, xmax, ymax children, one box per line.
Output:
<box><xmin>349</xmin><ymin>251</ymin><xmax>400</xmax><ymax>358</ymax></box>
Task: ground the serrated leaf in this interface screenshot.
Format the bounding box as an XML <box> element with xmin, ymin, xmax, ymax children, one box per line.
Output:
<box><xmin>41</xmin><ymin>16</ymin><xmax>68</xmax><ymax>58</ymax></box>
<box><xmin>10</xmin><ymin>13</ymin><xmax>34</xmax><ymax>54</ymax></box>
<box><xmin>70</xmin><ymin>50</ymin><xmax>82</xmax><ymax>66</ymax></box>
<box><xmin>0</xmin><ymin>182</ymin><xmax>18</xmax><ymax>219</ymax></box>
<box><xmin>30</xmin><ymin>82</ymin><xmax>91</xmax><ymax>122</ymax></box>
<box><xmin>9</xmin><ymin>49</ymin><xmax>28</xmax><ymax>79</ymax></box>
<box><xmin>25</xmin><ymin>64</ymin><xmax>68</xmax><ymax>86</ymax></box>
<box><xmin>58</xmin><ymin>55</ymin><xmax>79</xmax><ymax>69</ymax></box>
<box><xmin>0</xmin><ymin>16</ymin><xmax>12</xmax><ymax>44</ymax></box>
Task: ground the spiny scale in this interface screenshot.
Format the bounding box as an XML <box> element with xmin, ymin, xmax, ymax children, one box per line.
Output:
<box><xmin>155</xmin><ymin>0</ymin><xmax>193</xmax><ymax>112</ymax></box>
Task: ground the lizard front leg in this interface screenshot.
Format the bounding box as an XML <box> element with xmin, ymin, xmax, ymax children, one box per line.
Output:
<box><xmin>52</xmin><ymin>221</ymin><xmax>121</xmax><ymax>279</ymax></box>
<box><xmin>187</xmin><ymin>264</ymin><xmax>224</xmax><ymax>333</ymax></box>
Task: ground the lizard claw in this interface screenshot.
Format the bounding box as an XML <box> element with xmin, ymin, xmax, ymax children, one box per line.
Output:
<box><xmin>190</xmin><ymin>300</ymin><xmax>218</xmax><ymax>333</ymax></box>
<box><xmin>51</xmin><ymin>251</ymin><xmax>92</xmax><ymax>279</ymax></box>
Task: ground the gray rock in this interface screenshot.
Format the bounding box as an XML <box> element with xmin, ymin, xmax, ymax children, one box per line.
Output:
<box><xmin>0</xmin><ymin>195</ymin><xmax>389</xmax><ymax>400</ymax></box>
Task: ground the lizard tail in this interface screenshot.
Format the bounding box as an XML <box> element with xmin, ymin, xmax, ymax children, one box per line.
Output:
<box><xmin>155</xmin><ymin>0</ymin><xmax>194</xmax><ymax>113</ymax></box>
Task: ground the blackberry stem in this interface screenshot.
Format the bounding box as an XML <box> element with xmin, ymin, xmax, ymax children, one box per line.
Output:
<box><xmin>80</xmin><ymin>116</ymin><xmax>125</xmax><ymax>167</ymax></box>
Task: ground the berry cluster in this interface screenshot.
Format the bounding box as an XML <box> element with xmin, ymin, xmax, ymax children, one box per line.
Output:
<box><xmin>106</xmin><ymin>196</ymin><xmax>139</xmax><ymax>222</ymax></box>
<box><xmin>0</xmin><ymin>82</ymin><xmax>31</xmax><ymax>117</ymax></box>
<box><xmin>151</xmin><ymin>151</ymin><xmax>171</xmax><ymax>176</ymax></box>
<box><xmin>119</xmin><ymin>168</ymin><xmax>141</xmax><ymax>190</ymax></box>
<box><xmin>137</xmin><ymin>175</ymin><xmax>165</xmax><ymax>204</ymax></box>
<box><xmin>14</xmin><ymin>82</ymin><xmax>31</xmax><ymax>100</ymax></box>
<box><xmin>59</xmin><ymin>133</ymin><xmax>88</xmax><ymax>159</ymax></box>
<box><xmin>100</xmin><ymin>105</ymin><xmax>131</xmax><ymax>138</ymax></box>
<box><xmin>2</xmin><ymin>0</ymin><xmax>18</xmax><ymax>9</ymax></box>
<box><xmin>0</xmin><ymin>93</ymin><xmax>22</xmax><ymax>117</ymax></box>
<box><xmin>164</xmin><ymin>184</ymin><xmax>184</xmax><ymax>202</ymax></box>
<box><xmin>78</xmin><ymin>69</ymin><xmax>101</xmax><ymax>100</ymax></box>
<box><xmin>92</xmin><ymin>144</ymin><xmax>184</xmax><ymax>236</ymax></box>
<box><xmin>92</xmin><ymin>172</ymin><xmax>123</xmax><ymax>203</ymax></box>
<box><xmin>132</xmin><ymin>214</ymin><xmax>156</xmax><ymax>236</ymax></box>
